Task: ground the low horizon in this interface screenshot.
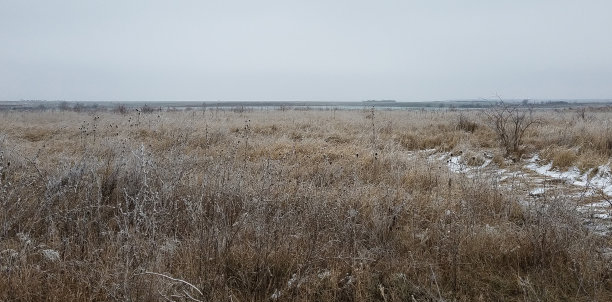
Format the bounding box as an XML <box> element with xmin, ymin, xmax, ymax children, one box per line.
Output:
<box><xmin>5</xmin><ymin>98</ymin><xmax>612</xmax><ymax>104</ymax></box>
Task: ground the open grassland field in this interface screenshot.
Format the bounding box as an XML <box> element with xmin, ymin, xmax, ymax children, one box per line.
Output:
<box><xmin>1</xmin><ymin>107</ymin><xmax>612</xmax><ymax>301</ymax></box>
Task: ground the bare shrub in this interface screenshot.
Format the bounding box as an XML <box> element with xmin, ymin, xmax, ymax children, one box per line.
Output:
<box><xmin>140</xmin><ymin>104</ymin><xmax>155</xmax><ymax>113</ymax></box>
<box><xmin>72</xmin><ymin>102</ymin><xmax>85</xmax><ymax>112</ymax></box>
<box><xmin>113</xmin><ymin>103</ymin><xmax>128</xmax><ymax>114</ymax></box>
<box><xmin>58</xmin><ymin>101</ymin><xmax>70</xmax><ymax>111</ymax></box>
<box><xmin>484</xmin><ymin>101</ymin><xmax>539</xmax><ymax>155</ymax></box>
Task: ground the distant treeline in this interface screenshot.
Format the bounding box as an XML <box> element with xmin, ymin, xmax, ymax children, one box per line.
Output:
<box><xmin>2</xmin><ymin>99</ymin><xmax>612</xmax><ymax>111</ymax></box>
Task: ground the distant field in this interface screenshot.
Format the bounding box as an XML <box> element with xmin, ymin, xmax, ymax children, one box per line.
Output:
<box><xmin>1</xmin><ymin>107</ymin><xmax>611</xmax><ymax>301</ymax></box>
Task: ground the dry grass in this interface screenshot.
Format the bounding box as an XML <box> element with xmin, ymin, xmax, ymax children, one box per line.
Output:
<box><xmin>0</xmin><ymin>108</ymin><xmax>611</xmax><ymax>301</ymax></box>
<box><xmin>542</xmin><ymin>147</ymin><xmax>579</xmax><ymax>170</ymax></box>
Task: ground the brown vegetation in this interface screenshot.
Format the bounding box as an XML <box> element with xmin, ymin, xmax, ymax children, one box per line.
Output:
<box><xmin>0</xmin><ymin>108</ymin><xmax>611</xmax><ymax>301</ymax></box>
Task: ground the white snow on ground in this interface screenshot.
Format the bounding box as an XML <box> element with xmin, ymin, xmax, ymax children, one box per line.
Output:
<box><xmin>445</xmin><ymin>155</ymin><xmax>492</xmax><ymax>174</ymax></box>
<box><xmin>430</xmin><ymin>151</ymin><xmax>612</xmax><ymax>235</ymax></box>
<box><xmin>495</xmin><ymin>169</ymin><xmax>527</xmax><ymax>182</ymax></box>
<box><xmin>447</xmin><ymin>156</ymin><xmax>463</xmax><ymax>173</ymax></box>
<box><xmin>577</xmin><ymin>200</ymin><xmax>612</xmax><ymax>220</ymax></box>
<box><xmin>525</xmin><ymin>155</ymin><xmax>612</xmax><ymax>235</ymax></box>
<box><xmin>529</xmin><ymin>188</ymin><xmax>547</xmax><ymax>196</ymax></box>
<box><xmin>525</xmin><ymin>155</ymin><xmax>612</xmax><ymax>196</ymax></box>
<box><xmin>434</xmin><ymin>153</ymin><xmax>612</xmax><ymax>197</ymax></box>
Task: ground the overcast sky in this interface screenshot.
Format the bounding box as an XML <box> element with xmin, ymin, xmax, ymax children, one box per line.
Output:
<box><xmin>1</xmin><ymin>0</ymin><xmax>611</xmax><ymax>102</ymax></box>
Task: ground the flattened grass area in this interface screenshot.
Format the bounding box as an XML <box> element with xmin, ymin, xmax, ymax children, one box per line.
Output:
<box><xmin>0</xmin><ymin>108</ymin><xmax>611</xmax><ymax>301</ymax></box>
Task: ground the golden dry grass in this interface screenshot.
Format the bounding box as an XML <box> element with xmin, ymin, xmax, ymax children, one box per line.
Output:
<box><xmin>0</xmin><ymin>107</ymin><xmax>611</xmax><ymax>301</ymax></box>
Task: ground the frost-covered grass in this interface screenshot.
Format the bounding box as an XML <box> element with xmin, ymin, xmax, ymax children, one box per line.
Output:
<box><xmin>0</xmin><ymin>108</ymin><xmax>611</xmax><ymax>301</ymax></box>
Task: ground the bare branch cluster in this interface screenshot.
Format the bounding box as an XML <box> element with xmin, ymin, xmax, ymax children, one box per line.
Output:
<box><xmin>484</xmin><ymin>101</ymin><xmax>540</xmax><ymax>155</ymax></box>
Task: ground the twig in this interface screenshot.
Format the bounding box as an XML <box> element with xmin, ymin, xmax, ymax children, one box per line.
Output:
<box><xmin>8</xmin><ymin>147</ymin><xmax>44</xmax><ymax>178</ymax></box>
<box><xmin>429</xmin><ymin>264</ymin><xmax>443</xmax><ymax>301</ymax></box>
<box><xmin>137</xmin><ymin>271</ymin><xmax>203</xmax><ymax>297</ymax></box>
<box><xmin>183</xmin><ymin>289</ymin><xmax>204</xmax><ymax>302</ymax></box>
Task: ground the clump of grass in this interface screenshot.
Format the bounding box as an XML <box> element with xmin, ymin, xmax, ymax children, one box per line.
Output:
<box><xmin>576</xmin><ymin>149</ymin><xmax>607</xmax><ymax>172</ymax></box>
<box><xmin>547</xmin><ymin>147</ymin><xmax>579</xmax><ymax>169</ymax></box>
<box><xmin>457</xmin><ymin>113</ymin><xmax>478</xmax><ymax>133</ymax></box>
<box><xmin>491</xmin><ymin>151</ymin><xmax>507</xmax><ymax>168</ymax></box>
<box><xmin>462</xmin><ymin>150</ymin><xmax>486</xmax><ymax>166</ymax></box>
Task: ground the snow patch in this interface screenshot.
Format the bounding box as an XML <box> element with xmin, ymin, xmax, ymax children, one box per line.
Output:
<box><xmin>529</xmin><ymin>188</ymin><xmax>547</xmax><ymax>197</ymax></box>
<box><xmin>577</xmin><ymin>200</ymin><xmax>612</xmax><ymax>224</ymax></box>
<box><xmin>525</xmin><ymin>157</ymin><xmax>612</xmax><ymax>196</ymax></box>
<box><xmin>446</xmin><ymin>155</ymin><xmax>491</xmax><ymax>174</ymax></box>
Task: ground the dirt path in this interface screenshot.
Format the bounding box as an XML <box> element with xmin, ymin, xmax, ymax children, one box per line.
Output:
<box><xmin>430</xmin><ymin>151</ymin><xmax>612</xmax><ymax>236</ymax></box>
